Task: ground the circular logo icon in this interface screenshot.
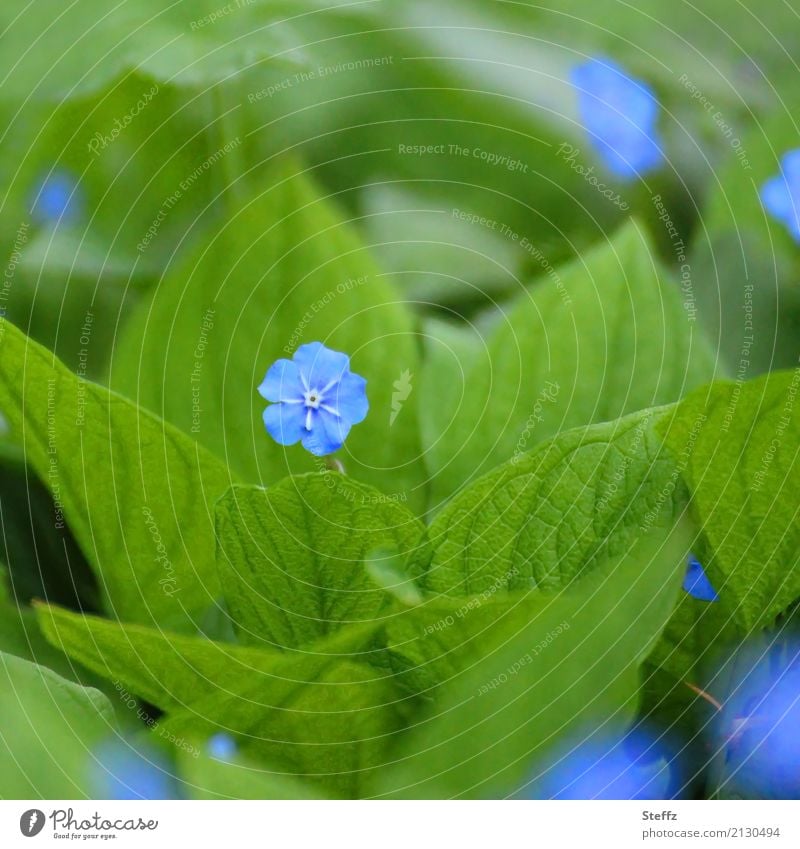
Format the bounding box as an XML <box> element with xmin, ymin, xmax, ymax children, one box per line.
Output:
<box><xmin>19</xmin><ymin>810</ymin><xmax>45</xmax><ymax>837</ymax></box>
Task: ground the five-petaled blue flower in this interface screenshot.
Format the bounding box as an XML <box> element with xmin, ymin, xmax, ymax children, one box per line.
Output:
<box><xmin>31</xmin><ymin>170</ymin><xmax>82</xmax><ymax>225</ymax></box>
<box><xmin>259</xmin><ymin>341</ymin><xmax>368</xmax><ymax>456</ymax></box>
<box><xmin>760</xmin><ymin>149</ymin><xmax>800</xmax><ymax>242</ymax></box>
<box><xmin>571</xmin><ymin>57</ymin><xmax>663</xmax><ymax>180</ymax></box>
<box><xmin>683</xmin><ymin>555</ymin><xmax>719</xmax><ymax>602</ymax></box>
<box><xmin>713</xmin><ymin>638</ymin><xmax>800</xmax><ymax>798</ymax></box>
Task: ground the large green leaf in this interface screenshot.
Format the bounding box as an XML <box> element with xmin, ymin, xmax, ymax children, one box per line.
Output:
<box><xmin>37</xmin><ymin>603</ymin><xmax>404</xmax><ymax>798</ymax></box>
<box><xmin>0</xmin><ymin>651</ymin><xmax>114</xmax><ymax>798</ymax></box>
<box><xmin>216</xmin><ymin>475</ymin><xmax>425</xmax><ymax>649</ymax></box>
<box><xmin>423</xmin><ymin>221</ymin><xmax>719</xmax><ymax>506</ymax></box>
<box><xmin>415</xmin><ymin>407</ymin><xmax>686</xmax><ymax>597</ymax></box>
<box><xmin>36</xmin><ymin>603</ymin><xmax>355</xmax><ymax>711</ymax></box>
<box><xmin>373</xmin><ymin>528</ymin><xmax>689</xmax><ymax>798</ymax></box>
<box><xmin>110</xmin><ymin>161</ymin><xmax>426</xmax><ymax>512</ymax></box>
<box><xmin>162</xmin><ymin>660</ymin><xmax>403</xmax><ymax>799</ymax></box>
<box><xmin>659</xmin><ymin>371</ymin><xmax>800</xmax><ymax>632</ymax></box>
<box><xmin>0</xmin><ymin>320</ymin><xmax>231</xmax><ymax>630</ymax></box>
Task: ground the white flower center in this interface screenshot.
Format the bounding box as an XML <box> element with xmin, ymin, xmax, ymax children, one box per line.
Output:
<box><xmin>303</xmin><ymin>389</ymin><xmax>322</xmax><ymax>409</ymax></box>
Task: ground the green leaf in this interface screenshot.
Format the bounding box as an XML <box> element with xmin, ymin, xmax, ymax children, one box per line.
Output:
<box><xmin>162</xmin><ymin>660</ymin><xmax>404</xmax><ymax>798</ymax></box>
<box><xmin>0</xmin><ymin>599</ymin><xmax>102</xmax><ymax>689</ymax></box>
<box><xmin>422</xmin><ymin>221</ymin><xmax>719</xmax><ymax>505</ymax></box>
<box><xmin>0</xmin><ymin>320</ymin><xmax>231</xmax><ymax>630</ymax></box>
<box><xmin>36</xmin><ymin>604</ymin><xmax>404</xmax><ymax>798</ymax></box>
<box><xmin>658</xmin><ymin>371</ymin><xmax>800</xmax><ymax>632</ymax></box>
<box><xmin>110</xmin><ymin>161</ymin><xmax>426</xmax><ymax>512</ymax></box>
<box><xmin>0</xmin><ymin>1</ymin><xmax>304</xmax><ymax>102</ymax></box>
<box><xmin>415</xmin><ymin>407</ymin><xmax>686</xmax><ymax>597</ymax></box>
<box><xmin>373</xmin><ymin>527</ymin><xmax>689</xmax><ymax>798</ymax></box>
<box><xmin>216</xmin><ymin>475</ymin><xmax>425</xmax><ymax>649</ymax></box>
<box><xmin>0</xmin><ymin>651</ymin><xmax>114</xmax><ymax>798</ymax></box>
<box><xmin>176</xmin><ymin>748</ymin><xmax>324</xmax><ymax>800</ymax></box>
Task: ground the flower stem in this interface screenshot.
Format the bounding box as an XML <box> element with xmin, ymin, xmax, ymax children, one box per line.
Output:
<box><xmin>325</xmin><ymin>456</ymin><xmax>345</xmax><ymax>474</ymax></box>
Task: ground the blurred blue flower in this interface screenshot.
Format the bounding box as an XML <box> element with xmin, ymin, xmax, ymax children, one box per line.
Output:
<box><xmin>31</xmin><ymin>170</ymin><xmax>82</xmax><ymax>225</ymax></box>
<box><xmin>90</xmin><ymin>739</ymin><xmax>177</xmax><ymax>800</ymax></box>
<box><xmin>259</xmin><ymin>341</ymin><xmax>368</xmax><ymax>456</ymax></box>
<box><xmin>760</xmin><ymin>149</ymin><xmax>800</xmax><ymax>242</ymax></box>
<box><xmin>571</xmin><ymin>57</ymin><xmax>663</xmax><ymax>179</ymax></box>
<box><xmin>683</xmin><ymin>555</ymin><xmax>719</xmax><ymax>602</ymax></box>
<box><xmin>207</xmin><ymin>732</ymin><xmax>237</xmax><ymax>761</ymax></box>
<box><xmin>715</xmin><ymin>638</ymin><xmax>800</xmax><ymax>798</ymax></box>
<box><xmin>524</xmin><ymin>728</ymin><xmax>673</xmax><ymax>799</ymax></box>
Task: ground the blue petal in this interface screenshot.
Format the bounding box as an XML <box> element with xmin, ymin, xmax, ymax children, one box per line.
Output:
<box><xmin>301</xmin><ymin>408</ymin><xmax>351</xmax><ymax>455</ymax></box>
<box><xmin>571</xmin><ymin>57</ymin><xmax>662</xmax><ymax>179</ymax></box>
<box><xmin>91</xmin><ymin>740</ymin><xmax>176</xmax><ymax>800</ymax></box>
<box><xmin>330</xmin><ymin>372</ymin><xmax>368</xmax><ymax>425</ymax></box>
<box><xmin>760</xmin><ymin>176</ymin><xmax>795</xmax><ymax>221</ymax></box>
<box><xmin>683</xmin><ymin>556</ymin><xmax>719</xmax><ymax>602</ymax></box>
<box><xmin>781</xmin><ymin>148</ymin><xmax>800</xmax><ymax>183</ymax></box>
<box><xmin>207</xmin><ymin>733</ymin><xmax>237</xmax><ymax>760</ymax></box>
<box><xmin>258</xmin><ymin>358</ymin><xmax>304</xmax><ymax>402</ymax></box>
<box><xmin>33</xmin><ymin>171</ymin><xmax>81</xmax><ymax>224</ymax></box>
<box><xmin>526</xmin><ymin>729</ymin><xmax>674</xmax><ymax>800</ymax></box>
<box><xmin>293</xmin><ymin>341</ymin><xmax>350</xmax><ymax>389</ymax></box>
<box><xmin>263</xmin><ymin>402</ymin><xmax>306</xmax><ymax>446</ymax></box>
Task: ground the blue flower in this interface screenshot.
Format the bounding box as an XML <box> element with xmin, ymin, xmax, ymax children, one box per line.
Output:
<box><xmin>524</xmin><ymin>728</ymin><xmax>673</xmax><ymax>800</ymax></box>
<box><xmin>258</xmin><ymin>341</ymin><xmax>368</xmax><ymax>456</ymax></box>
<box><xmin>683</xmin><ymin>555</ymin><xmax>719</xmax><ymax>602</ymax></box>
<box><xmin>31</xmin><ymin>170</ymin><xmax>82</xmax><ymax>225</ymax></box>
<box><xmin>760</xmin><ymin>149</ymin><xmax>800</xmax><ymax>242</ymax></box>
<box><xmin>714</xmin><ymin>638</ymin><xmax>800</xmax><ymax>798</ymax></box>
<box><xmin>571</xmin><ymin>57</ymin><xmax>663</xmax><ymax>179</ymax></box>
<box><xmin>90</xmin><ymin>739</ymin><xmax>177</xmax><ymax>800</ymax></box>
<box><xmin>207</xmin><ymin>732</ymin><xmax>237</xmax><ymax>761</ymax></box>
